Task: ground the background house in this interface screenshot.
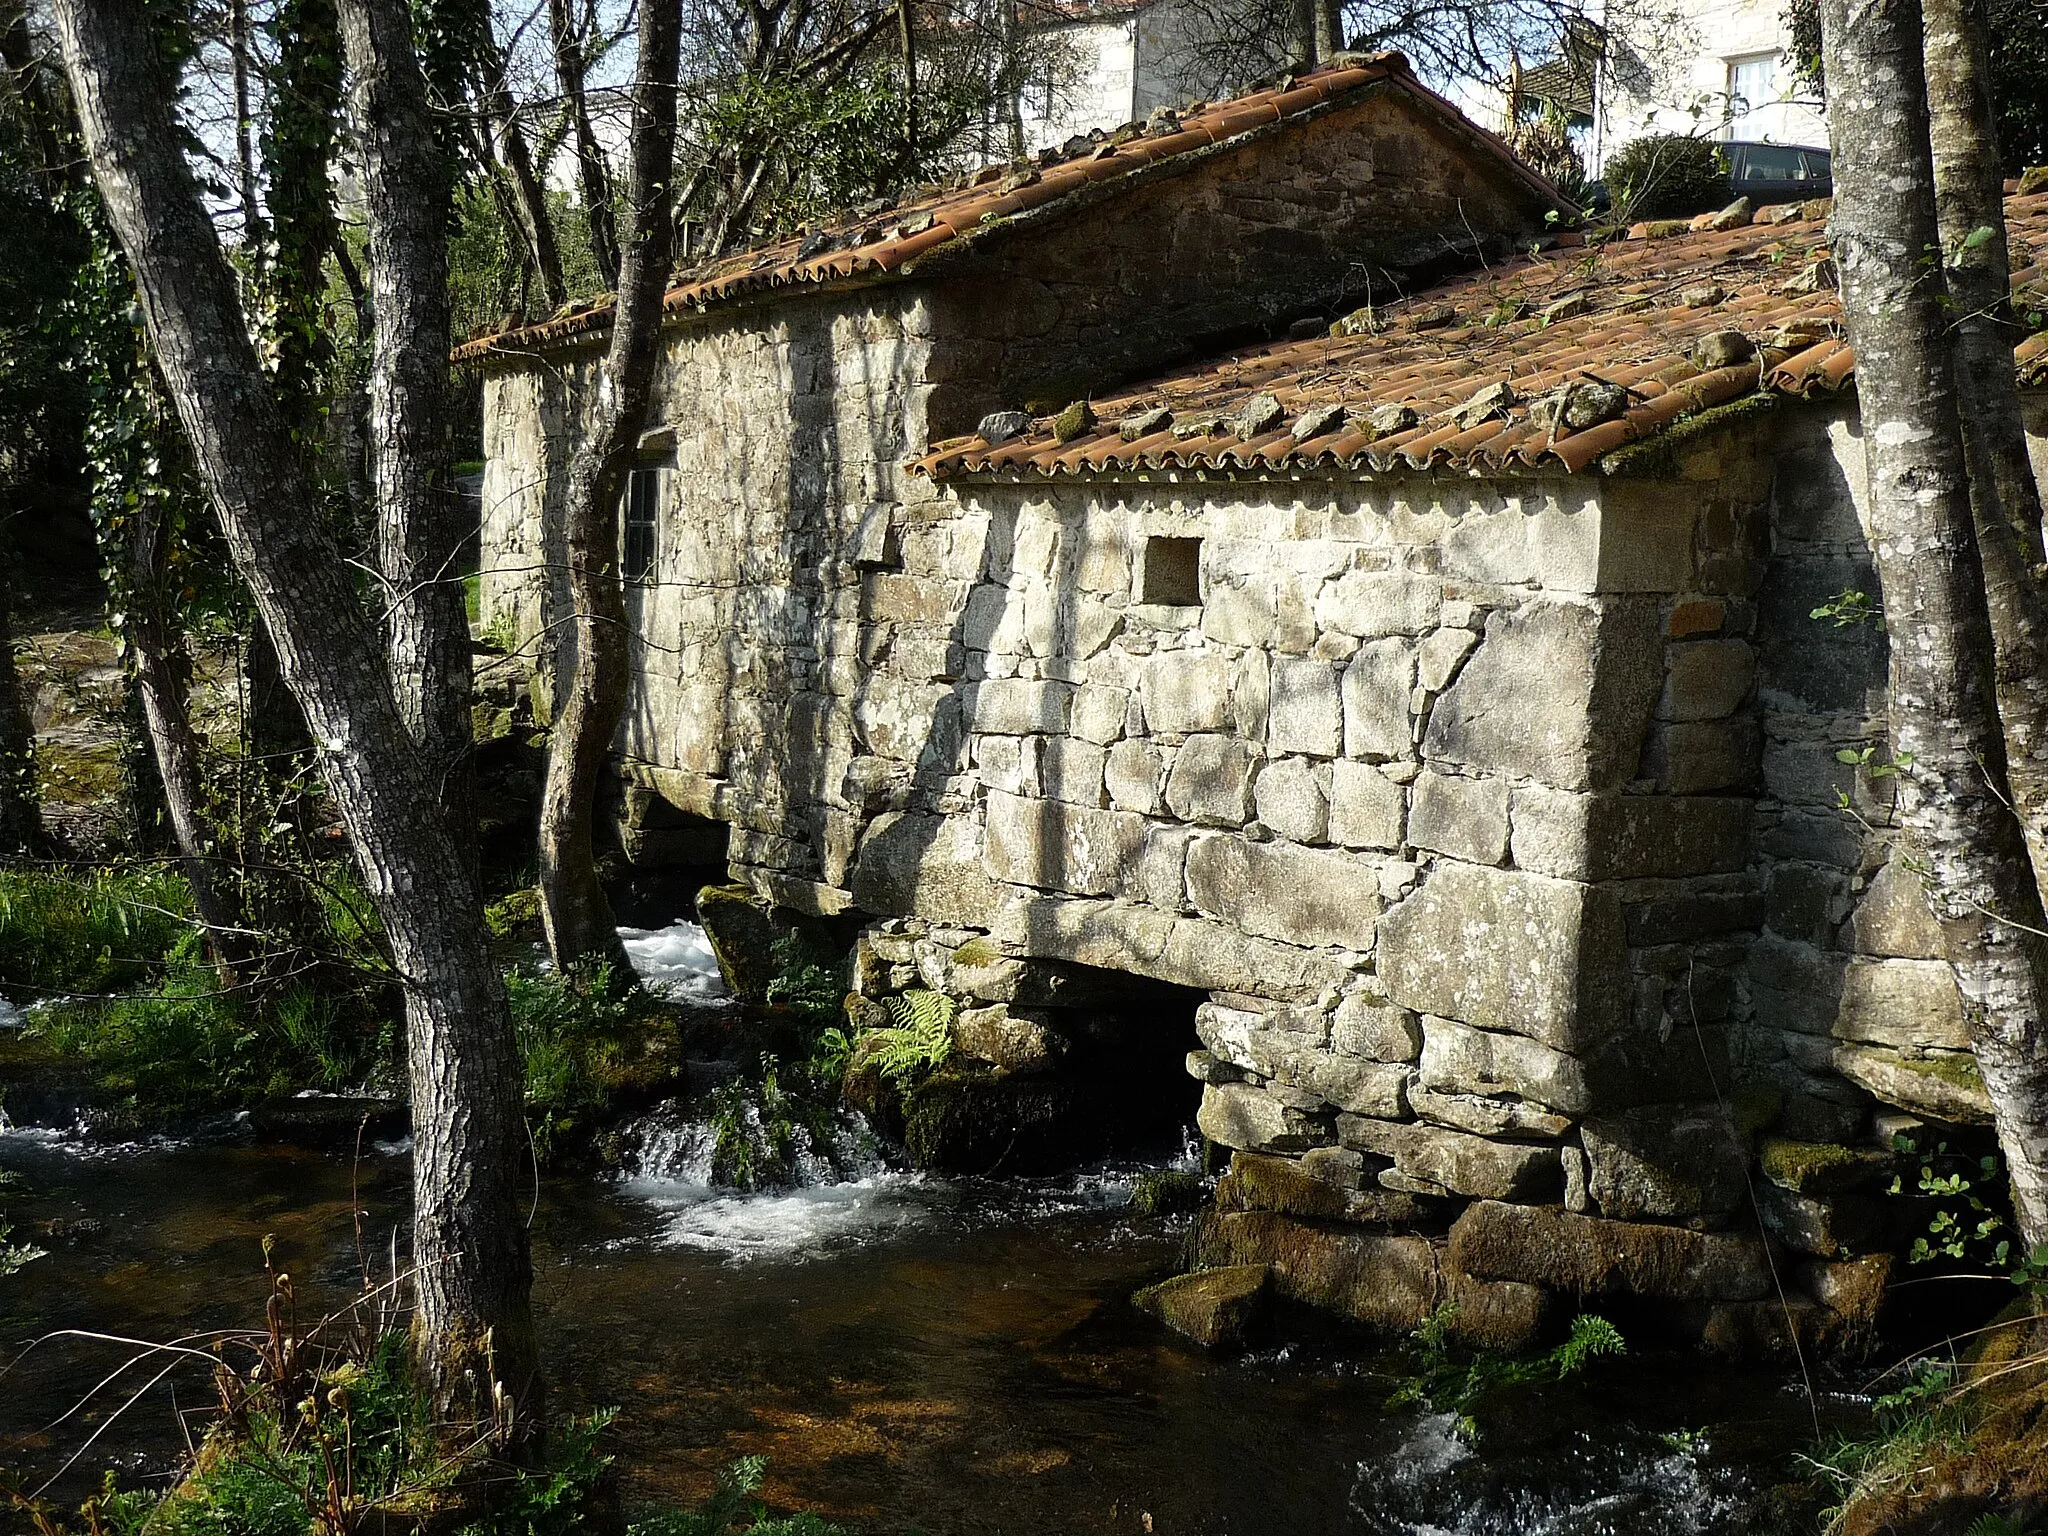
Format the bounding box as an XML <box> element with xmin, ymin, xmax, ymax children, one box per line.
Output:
<box><xmin>1011</xmin><ymin>0</ymin><xmax>1291</xmax><ymax>152</ymax></box>
<box><xmin>1590</xmin><ymin>0</ymin><xmax>1826</xmax><ymax>166</ymax></box>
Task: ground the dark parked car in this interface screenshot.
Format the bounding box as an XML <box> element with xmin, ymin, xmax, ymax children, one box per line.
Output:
<box><xmin>1581</xmin><ymin>139</ymin><xmax>1832</xmax><ymax>215</ymax></box>
<box><xmin>1724</xmin><ymin>141</ymin><xmax>1833</xmax><ymax>203</ymax></box>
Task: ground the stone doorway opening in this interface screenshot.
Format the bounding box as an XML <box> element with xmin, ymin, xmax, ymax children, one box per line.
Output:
<box><xmin>849</xmin><ymin>924</ymin><xmax>1206</xmax><ymax>1177</ymax></box>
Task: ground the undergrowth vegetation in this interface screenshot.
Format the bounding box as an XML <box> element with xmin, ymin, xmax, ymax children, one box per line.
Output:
<box><xmin>1807</xmin><ymin>1357</ymin><xmax>1984</xmax><ymax>1529</ymax></box>
<box><xmin>24</xmin><ymin>931</ymin><xmax>392</xmax><ymax>1122</ymax></box>
<box><xmin>853</xmin><ymin>989</ymin><xmax>954</xmax><ymax>1093</ymax></box>
<box><xmin>3</xmin><ymin>864</ymin><xmax>398</xmax><ymax>1126</ymax></box>
<box><xmin>761</xmin><ymin>930</ymin><xmax>848</xmax><ymax>1028</ymax></box>
<box><xmin>1</xmin><ymin>1263</ymin><xmax>851</xmax><ymax>1536</ymax></box>
<box><xmin>1794</xmin><ymin>1138</ymin><xmax>2048</xmax><ymax>1533</ymax></box>
<box><xmin>0</xmin><ymin>1170</ymin><xmax>42</xmax><ymax>1278</ymax></box>
<box><xmin>506</xmin><ymin>961</ymin><xmax>685</xmax><ymax>1166</ymax></box>
<box><xmin>1389</xmin><ymin>1305</ymin><xmax>1627</xmax><ymax>1442</ymax></box>
<box><xmin>0</xmin><ymin>865</ymin><xmax>192</xmax><ymax>997</ymax></box>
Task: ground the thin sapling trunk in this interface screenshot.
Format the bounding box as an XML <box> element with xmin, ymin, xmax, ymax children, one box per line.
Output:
<box><xmin>536</xmin><ymin>0</ymin><xmax>681</xmax><ymax>975</ymax></box>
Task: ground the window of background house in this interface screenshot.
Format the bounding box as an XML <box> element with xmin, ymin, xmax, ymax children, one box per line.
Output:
<box><xmin>1138</xmin><ymin>535</ymin><xmax>1202</xmax><ymax>606</ymax></box>
<box><xmin>1726</xmin><ymin>53</ymin><xmax>1779</xmax><ymax>128</ymax></box>
<box><xmin>622</xmin><ymin>467</ymin><xmax>660</xmax><ymax>584</ymax></box>
<box><xmin>1027</xmin><ymin>65</ymin><xmax>1058</xmax><ymax>121</ymax></box>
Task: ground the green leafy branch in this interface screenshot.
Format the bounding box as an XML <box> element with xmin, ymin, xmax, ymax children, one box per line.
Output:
<box><xmin>1811</xmin><ymin>588</ymin><xmax>1886</xmax><ymax>631</ymax></box>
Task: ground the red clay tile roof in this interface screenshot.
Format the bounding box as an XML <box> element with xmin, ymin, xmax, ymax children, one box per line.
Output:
<box><xmin>911</xmin><ymin>191</ymin><xmax>2048</xmax><ymax>481</ymax></box>
<box><xmin>451</xmin><ymin>52</ymin><xmax>1566</xmax><ymax>363</ymax></box>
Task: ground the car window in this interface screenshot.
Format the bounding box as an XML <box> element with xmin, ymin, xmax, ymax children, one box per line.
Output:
<box><xmin>1798</xmin><ymin>149</ymin><xmax>1832</xmax><ymax>181</ymax></box>
<box><xmin>1734</xmin><ymin>144</ymin><xmax>1806</xmax><ymax>180</ymax></box>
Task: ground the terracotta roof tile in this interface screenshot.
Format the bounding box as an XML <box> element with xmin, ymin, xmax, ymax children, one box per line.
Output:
<box><xmin>912</xmin><ymin>191</ymin><xmax>2048</xmax><ymax>480</ymax></box>
<box><xmin>452</xmin><ymin>52</ymin><xmax>1565</xmax><ymax>363</ymax></box>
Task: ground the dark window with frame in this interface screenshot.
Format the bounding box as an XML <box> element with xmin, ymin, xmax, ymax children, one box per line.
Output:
<box><xmin>622</xmin><ymin>467</ymin><xmax>660</xmax><ymax>584</ymax></box>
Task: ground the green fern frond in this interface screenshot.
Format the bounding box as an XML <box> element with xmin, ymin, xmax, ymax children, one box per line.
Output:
<box><xmin>1554</xmin><ymin>1314</ymin><xmax>1627</xmax><ymax>1376</ymax></box>
<box><xmin>858</xmin><ymin>989</ymin><xmax>956</xmax><ymax>1091</ymax></box>
<box><xmin>883</xmin><ymin>988</ymin><xmax>956</xmax><ymax>1035</ymax></box>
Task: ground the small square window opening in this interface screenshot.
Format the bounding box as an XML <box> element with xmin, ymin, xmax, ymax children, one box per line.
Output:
<box><xmin>1138</xmin><ymin>535</ymin><xmax>1202</xmax><ymax>606</ymax></box>
<box><xmin>622</xmin><ymin>467</ymin><xmax>660</xmax><ymax>584</ymax></box>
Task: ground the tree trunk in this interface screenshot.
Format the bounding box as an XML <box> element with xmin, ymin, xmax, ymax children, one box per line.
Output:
<box><xmin>999</xmin><ymin>0</ymin><xmax>1024</xmax><ymax>158</ymax></box>
<box><xmin>475</xmin><ymin>29</ymin><xmax>566</xmax><ymax>315</ymax></box>
<box><xmin>1314</xmin><ymin>0</ymin><xmax>1345</xmax><ymax>62</ymax></box>
<box><xmin>545</xmin><ymin>0</ymin><xmax>619</xmax><ymax>287</ymax></box>
<box><xmin>2</xmin><ymin>6</ymin><xmax>69</xmax><ymax>193</ymax></box>
<box><xmin>1821</xmin><ymin>0</ymin><xmax>2048</xmax><ymax>1250</ymax></box>
<box><xmin>339</xmin><ymin>0</ymin><xmax>473</xmax><ymax>847</ymax></box>
<box><xmin>898</xmin><ymin>0</ymin><xmax>918</xmax><ymax>157</ymax></box>
<box><xmin>126</xmin><ymin>499</ymin><xmax>244</xmax><ymax>978</ymax></box>
<box><xmin>1921</xmin><ymin>0</ymin><xmax>2048</xmax><ymax>884</ymax></box>
<box><xmin>1924</xmin><ymin>0</ymin><xmax>2046</xmax><ymax>563</ymax></box>
<box><xmin>54</xmin><ymin>0</ymin><xmax>540</xmax><ymax>1436</ymax></box>
<box><xmin>1292</xmin><ymin>0</ymin><xmax>1319</xmax><ymax>66</ymax></box>
<box><xmin>0</xmin><ymin>533</ymin><xmax>40</xmax><ymax>856</ymax></box>
<box><xmin>536</xmin><ymin>0</ymin><xmax>680</xmax><ymax>975</ymax></box>
<box><xmin>230</xmin><ymin>0</ymin><xmax>262</xmax><ymax>266</ymax></box>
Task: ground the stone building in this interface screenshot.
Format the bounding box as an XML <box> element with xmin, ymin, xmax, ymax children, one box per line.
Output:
<box><xmin>463</xmin><ymin>57</ymin><xmax>2048</xmax><ymax>1354</ymax></box>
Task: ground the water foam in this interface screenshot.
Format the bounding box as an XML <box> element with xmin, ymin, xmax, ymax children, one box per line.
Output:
<box><xmin>616</xmin><ymin>920</ymin><xmax>728</xmax><ymax>1002</ymax></box>
<box><xmin>1350</xmin><ymin>1418</ymin><xmax>1752</xmax><ymax>1535</ymax></box>
<box><xmin>618</xmin><ymin>1105</ymin><xmax>924</xmax><ymax>1260</ymax></box>
<box><xmin>624</xmin><ymin>1177</ymin><xmax>933</xmax><ymax>1259</ymax></box>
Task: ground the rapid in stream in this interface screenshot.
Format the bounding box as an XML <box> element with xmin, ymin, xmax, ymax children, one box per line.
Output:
<box><xmin>0</xmin><ymin>923</ymin><xmax>1853</xmax><ymax>1534</ymax></box>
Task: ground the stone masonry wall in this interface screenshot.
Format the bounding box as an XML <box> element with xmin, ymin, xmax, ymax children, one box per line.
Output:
<box><xmin>480</xmin><ymin>289</ymin><xmax>935</xmax><ymax>906</ymax></box>
<box><xmin>472</xmin><ymin>79</ymin><xmax>2048</xmax><ymax>1347</ymax></box>
<box><xmin>479</xmin><ymin>90</ymin><xmax>1555</xmax><ymax>907</ymax></box>
<box><xmin>484</xmin><ymin>342</ymin><xmax>2048</xmax><ymax>1349</ymax></box>
<box><xmin>1741</xmin><ymin>405</ymin><xmax>2005</xmax><ymax>1141</ymax></box>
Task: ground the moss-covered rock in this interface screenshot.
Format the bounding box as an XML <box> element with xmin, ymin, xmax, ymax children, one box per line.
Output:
<box><xmin>900</xmin><ymin>1065</ymin><xmax>1089</xmax><ymax>1175</ymax></box>
<box><xmin>1216</xmin><ymin>1150</ymin><xmax>1445</xmax><ymax>1226</ymax></box>
<box><xmin>1133</xmin><ymin>1264</ymin><xmax>1270</xmax><ymax>1350</ymax></box>
<box><xmin>1759</xmin><ymin>1136</ymin><xmax>1886</xmax><ymax>1195</ymax></box>
<box><xmin>1131</xmin><ymin>1169</ymin><xmax>1207</xmax><ymax>1216</ymax></box>
<box><xmin>1828</xmin><ymin>1304</ymin><xmax>2048</xmax><ymax>1536</ymax></box>
<box><xmin>1729</xmin><ymin>1080</ymin><xmax>1785</xmax><ymax>1142</ymax></box>
<box><xmin>694</xmin><ymin>884</ymin><xmax>782</xmax><ymax>1002</ymax></box>
<box><xmin>1184</xmin><ymin>1208</ymin><xmax>1545</xmax><ymax>1342</ymax></box>
<box><xmin>247</xmin><ymin>1094</ymin><xmax>407</xmax><ymax>1147</ymax></box>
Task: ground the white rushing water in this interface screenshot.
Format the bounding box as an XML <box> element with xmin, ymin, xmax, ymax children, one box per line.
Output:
<box><xmin>616</xmin><ymin>1110</ymin><xmax>1203</xmax><ymax>1264</ymax></box>
<box><xmin>618</xmin><ymin>1105</ymin><xmax>924</xmax><ymax>1261</ymax></box>
<box><xmin>616</xmin><ymin>919</ymin><xmax>729</xmax><ymax>1002</ymax></box>
<box><xmin>0</xmin><ymin>994</ymin><xmax>25</xmax><ymax>1031</ymax></box>
<box><xmin>1350</xmin><ymin>1412</ymin><xmax>1752</xmax><ymax>1535</ymax></box>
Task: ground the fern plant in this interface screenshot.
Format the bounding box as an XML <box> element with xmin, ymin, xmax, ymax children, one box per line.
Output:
<box><xmin>857</xmin><ymin>989</ymin><xmax>956</xmax><ymax>1092</ymax></box>
<box><xmin>1388</xmin><ymin>1306</ymin><xmax>1626</xmax><ymax>1441</ymax></box>
<box><xmin>763</xmin><ymin>931</ymin><xmax>849</xmax><ymax>1024</ymax></box>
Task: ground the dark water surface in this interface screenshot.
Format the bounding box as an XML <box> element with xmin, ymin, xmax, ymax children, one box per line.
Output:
<box><xmin>0</xmin><ymin>1128</ymin><xmax>1846</xmax><ymax>1534</ymax></box>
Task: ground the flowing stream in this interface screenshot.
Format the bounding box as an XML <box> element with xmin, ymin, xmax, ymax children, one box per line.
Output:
<box><xmin>0</xmin><ymin>924</ymin><xmax>1854</xmax><ymax>1533</ymax></box>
